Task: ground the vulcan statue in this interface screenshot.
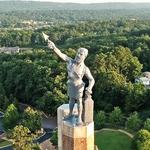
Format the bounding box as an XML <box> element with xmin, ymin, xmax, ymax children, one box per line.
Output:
<box><xmin>43</xmin><ymin>33</ymin><xmax>95</xmax><ymax>125</ymax></box>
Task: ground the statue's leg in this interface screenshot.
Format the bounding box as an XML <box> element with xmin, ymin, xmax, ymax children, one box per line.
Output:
<box><xmin>77</xmin><ymin>97</ymin><xmax>83</xmax><ymax>124</ymax></box>
<box><xmin>69</xmin><ymin>97</ymin><xmax>75</xmax><ymax>116</ymax></box>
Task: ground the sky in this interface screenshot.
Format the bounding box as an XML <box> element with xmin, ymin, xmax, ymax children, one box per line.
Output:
<box><xmin>31</xmin><ymin>0</ymin><xmax>150</xmax><ymax>3</ymax></box>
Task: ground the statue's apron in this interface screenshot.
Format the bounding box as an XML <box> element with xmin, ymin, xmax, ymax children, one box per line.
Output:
<box><xmin>67</xmin><ymin>59</ymin><xmax>85</xmax><ymax>99</ymax></box>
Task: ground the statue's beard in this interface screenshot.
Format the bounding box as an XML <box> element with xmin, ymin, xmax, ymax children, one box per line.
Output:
<box><xmin>75</xmin><ymin>57</ymin><xmax>82</xmax><ymax>64</ymax></box>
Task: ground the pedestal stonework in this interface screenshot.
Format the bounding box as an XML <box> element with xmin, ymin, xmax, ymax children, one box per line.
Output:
<box><xmin>57</xmin><ymin>104</ymin><xmax>78</xmax><ymax>150</ymax></box>
<box><xmin>62</xmin><ymin>121</ymin><xmax>94</xmax><ymax>150</ymax></box>
<box><xmin>83</xmin><ymin>97</ymin><xmax>94</xmax><ymax>124</ymax></box>
<box><xmin>57</xmin><ymin>104</ymin><xmax>94</xmax><ymax>150</ymax></box>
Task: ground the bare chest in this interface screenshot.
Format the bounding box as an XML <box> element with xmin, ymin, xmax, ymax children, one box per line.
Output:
<box><xmin>67</xmin><ymin>61</ymin><xmax>85</xmax><ymax>79</ymax></box>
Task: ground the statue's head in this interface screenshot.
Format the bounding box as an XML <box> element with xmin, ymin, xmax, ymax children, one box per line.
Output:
<box><xmin>75</xmin><ymin>48</ymin><xmax>88</xmax><ymax>64</ymax></box>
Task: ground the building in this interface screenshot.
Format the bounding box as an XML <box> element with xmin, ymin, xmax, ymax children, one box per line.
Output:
<box><xmin>135</xmin><ymin>72</ymin><xmax>150</xmax><ymax>88</ymax></box>
<box><xmin>0</xmin><ymin>47</ymin><xmax>20</xmax><ymax>54</ymax></box>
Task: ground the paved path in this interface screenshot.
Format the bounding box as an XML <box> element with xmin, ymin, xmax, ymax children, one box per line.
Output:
<box><xmin>40</xmin><ymin>139</ymin><xmax>56</xmax><ymax>150</ymax></box>
<box><xmin>97</xmin><ymin>128</ymin><xmax>134</xmax><ymax>138</ymax></box>
<box><xmin>37</xmin><ymin>129</ymin><xmax>55</xmax><ymax>150</ymax></box>
<box><xmin>36</xmin><ymin>130</ymin><xmax>53</xmax><ymax>144</ymax></box>
<box><xmin>0</xmin><ymin>145</ymin><xmax>13</xmax><ymax>150</ymax></box>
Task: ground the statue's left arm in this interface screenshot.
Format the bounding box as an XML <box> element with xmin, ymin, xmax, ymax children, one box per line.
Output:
<box><xmin>84</xmin><ymin>66</ymin><xmax>95</xmax><ymax>94</ymax></box>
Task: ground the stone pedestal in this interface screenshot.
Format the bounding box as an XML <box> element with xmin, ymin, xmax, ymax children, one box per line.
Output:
<box><xmin>62</xmin><ymin>120</ymin><xmax>94</xmax><ymax>150</ymax></box>
<box><xmin>83</xmin><ymin>95</ymin><xmax>94</xmax><ymax>124</ymax></box>
<box><xmin>57</xmin><ymin>104</ymin><xmax>78</xmax><ymax>150</ymax></box>
<box><xmin>57</xmin><ymin>104</ymin><xmax>94</xmax><ymax>150</ymax></box>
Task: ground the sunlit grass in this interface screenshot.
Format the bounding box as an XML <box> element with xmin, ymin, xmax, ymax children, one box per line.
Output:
<box><xmin>95</xmin><ymin>130</ymin><xmax>132</xmax><ymax>150</ymax></box>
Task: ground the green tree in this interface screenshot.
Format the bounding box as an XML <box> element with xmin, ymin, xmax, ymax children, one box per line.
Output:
<box><xmin>22</xmin><ymin>107</ymin><xmax>41</xmax><ymax>132</ymax></box>
<box><xmin>51</xmin><ymin>130</ymin><xmax>58</xmax><ymax>146</ymax></box>
<box><xmin>144</xmin><ymin>118</ymin><xmax>150</xmax><ymax>132</ymax></box>
<box><xmin>113</xmin><ymin>46</ymin><xmax>142</xmax><ymax>81</ymax></box>
<box><xmin>109</xmin><ymin>107</ymin><xmax>123</xmax><ymax>126</ymax></box>
<box><xmin>92</xmin><ymin>47</ymin><xmax>142</xmax><ymax>112</ymax></box>
<box><xmin>11</xmin><ymin>125</ymin><xmax>38</xmax><ymax>150</ymax></box>
<box><xmin>132</xmin><ymin>129</ymin><xmax>150</xmax><ymax>150</ymax></box>
<box><xmin>0</xmin><ymin>83</ymin><xmax>9</xmax><ymax>110</ymax></box>
<box><xmin>125</xmin><ymin>83</ymin><xmax>148</xmax><ymax>112</ymax></box>
<box><xmin>126</xmin><ymin>112</ymin><xmax>142</xmax><ymax>131</ymax></box>
<box><xmin>2</xmin><ymin>104</ymin><xmax>20</xmax><ymax>131</ymax></box>
<box><xmin>93</xmin><ymin>52</ymin><xmax>128</xmax><ymax>111</ymax></box>
<box><xmin>94</xmin><ymin>111</ymin><xmax>106</xmax><ymax>129</ymax></box>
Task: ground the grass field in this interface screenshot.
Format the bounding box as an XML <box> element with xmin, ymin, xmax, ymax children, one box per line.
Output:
<box><xmin>95</xmin><ymin>130</ymin><xmax>132</xmax><ymax>150</ymax></box>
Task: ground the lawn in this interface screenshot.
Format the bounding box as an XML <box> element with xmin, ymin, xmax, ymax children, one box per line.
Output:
<box><xmin>0</xmin><ymin>139</ymin><xmax>12</xmax><ymax>147</ymax></box>
<box><xmin>95</xmin><ymin>130</ymin><xmax>132</xmax><ymax>150</ymax></box>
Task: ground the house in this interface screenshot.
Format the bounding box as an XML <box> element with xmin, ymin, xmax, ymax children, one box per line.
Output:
<box><xmin>0</xmin><ymin>47</ymin><xmax>20</xmax><ymax>54</ymax></box>
<box><xmin>135</xmin><ymin>72</ymin><xmax>150</xmax><ymax>88</ymax></box>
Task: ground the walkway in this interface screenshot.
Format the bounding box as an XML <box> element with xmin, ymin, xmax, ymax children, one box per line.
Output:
<box><xmin>40</xmin><ymin>139</ymin><xmax>56</xmax><ymax>150</ymax></box>
<box><xmin>36</xmin><ymin>129</ymin><xmax>53</xmax><ymax>144</ymax></box>
<box><xmin>98</xmin><ymin>128</ymin><xmax>134</xmax><ymax>138</ymax></box>
<box><xmin>0</xmin><ymin>146</ymin><xmax>13</xmax><ymax>150</ymax></box>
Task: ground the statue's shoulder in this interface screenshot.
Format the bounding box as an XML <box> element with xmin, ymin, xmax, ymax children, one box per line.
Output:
<box><xmin>66</xmin><ymin>58</ymin><xmax>74</xmax><ymax>69</ymax></box>
<box><xmin>83</xmin><ymin>64</ymin><xmax>88</xmax><ymax>73</ymax></box>
<box><xmin>84</xmin><ymin>65</ymin><xmax>92</xmax><ymax>76</ymax></box>
<box><xmin>66</xmin><ymin>57</ymin><xmax>73</xmax><ymax>64</ymax></box>
<box><xmin>84</xmin><ymin>64</ymin><xmax>88</xmax><ymax>70</ymax></box>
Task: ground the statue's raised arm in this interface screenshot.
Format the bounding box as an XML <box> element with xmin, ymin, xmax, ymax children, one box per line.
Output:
<box><xmin>42</xmin><ymin>32</ymin><xmax>71</xmax><ymax>62</ymax></box>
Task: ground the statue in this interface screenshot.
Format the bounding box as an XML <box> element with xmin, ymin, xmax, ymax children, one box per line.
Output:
<box><xmin>43</xmin><ymin>33</ymin><xmax>95</xmax><ymax>125</ymax></box>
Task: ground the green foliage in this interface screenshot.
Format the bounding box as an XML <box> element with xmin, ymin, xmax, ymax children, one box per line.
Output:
<box><xmin>0</xmin><ymin>18</ymin><xmax>150</xmax><ymax>116</ymax></box>
<box><xmin>22</xmin><ymin>107</ymin><xmax>41</xmax><ymax>132</ymax></box>
<box><xmin>113</xmin><ymin>46</ymin><xmax>142</xmax><ymax>81</ymax></box>
<box><xmin>0</xmin><ymin>139</ymin><xmax>12</xmax><ymax>148</ymax></box>
<box><xmin>50</xmin><ymin>130</ymin><xmax>58</xmax><ymax>146</ymax></box>
<box><xmin>132</xmin><ymin>129</ymin><xmax>150</xmax><ymax>150</ymax></box>
<box><xmin>2</xmin><ymin>104</ymin><xmax>20</xmax><ymax>131</ymax></box>
<box><xmin>125</xmin><ymin>83</ymin><xmax>148</xmax><ymax>112</ymax></box>
<box><xmin>126</xmin><ymin>112</ymin><xmax>142</xmax><ymax>131</ymax></box>
<box><xmin>11</xmin><ymin>125</ymin><xmax>38</xmax><ymax>150</ymax></box>
<box><xmin>0</xmin><ymin>49</ymin><xmax>67</xmax><ymax>115</ymax></box>
<box><xmin>0</xmin><ymin>83</ymin><xmax>9</xmax><ymax>110</ymax></box>
<box><xmin>93</xmin><ymin>46</ymin><xmax>142</xmax><ymax>112</ymax></box>
<box><xmin>144</xmin><ymin>118</ymin><xmax>150</xmax><ymax>132</ymax></box>
<box><xmin>109</xmin><ymin>107</ymin><xmax>123</xmax><ymax>126</ymax></box>
<box><xmin>94</xmin><ymin>111</ymin><xmax>106</xmax><ymax>129</ymax></box>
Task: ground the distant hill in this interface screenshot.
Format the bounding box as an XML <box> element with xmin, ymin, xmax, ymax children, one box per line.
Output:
<box><xmin>0</xmin><ymin>1</ymin><xmax>150</xmax><ymax>12</ymax></box>
<box><xmin>0</xmin><ymin>1</ymin><xmax>150</xmax><ymax>25</ymax></box>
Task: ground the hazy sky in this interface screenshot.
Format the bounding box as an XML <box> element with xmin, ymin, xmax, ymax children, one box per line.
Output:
<box><xmin>34</xmin><ymin>0</ymin><xmax>150</xmax><ymax>3</ymax></box>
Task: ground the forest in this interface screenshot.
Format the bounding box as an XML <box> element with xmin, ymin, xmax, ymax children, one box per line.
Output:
<box><xmin>0</xmin><ymin>19</ymin><xmax>150</xmax><ymax>116</ymax></box>
<box><xmin>0</xmin><ymin>1</ymin><xmax>150</xmax><ymax>149</ymax></box>
<box><xmin>1</xmin><ymin>1</ymin><xmax>150</xmax><ymax>28</ymax></box>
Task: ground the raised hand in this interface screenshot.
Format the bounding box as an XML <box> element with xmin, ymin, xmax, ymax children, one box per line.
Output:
<box><xmin>42</xmin><ymin>32</ymin><xmax>70</xmax><ymax>62</ymax></box>
<box><xmin>48</xmin><ymin>40</ymin><xmax>56</xmax><ymax>49</ymax></box>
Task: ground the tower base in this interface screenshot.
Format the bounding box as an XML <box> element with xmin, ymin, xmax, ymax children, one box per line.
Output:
<box><xmin>57</xmin><ymin>104</ymin><xmax>94</xmax><ymax>150</ymax></box>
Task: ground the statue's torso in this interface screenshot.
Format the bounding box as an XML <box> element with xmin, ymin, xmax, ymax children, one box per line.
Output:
<box><xmin>67</xmin><ymin>59</ymin><xmax>85</xmax><ymax>99</ymax></box>
<box><xmin>67</xmin><ymin>59</ymin><xmax>85</xmax><ymax>83</ymax></box>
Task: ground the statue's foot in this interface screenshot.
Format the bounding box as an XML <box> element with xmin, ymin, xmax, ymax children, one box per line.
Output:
<box><xmin>76</xmin><ymin>118</ymin><xmax>83</xmax><ymax>126</ymax></box>
<box><xmin>64</xmin><ymin>113</ymin><xmax>73</xmax><ymax>120</ymax></box>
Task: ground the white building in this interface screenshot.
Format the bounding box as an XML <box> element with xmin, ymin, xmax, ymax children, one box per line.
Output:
<box><xmin>0</xmin><ymin>47</ymin><xmax>20</xmax><ymax>54</ymax></box>
<box><xmin>135</xmin><ymin>72</ymin><xmax>150</xmax><ymax>88</ymax></box>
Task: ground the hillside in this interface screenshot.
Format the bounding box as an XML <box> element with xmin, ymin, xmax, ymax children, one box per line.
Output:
<box><xmin>0</xmin><ymin>1</ymin><xmax>150</xmax><ymax>12</ymax></box>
